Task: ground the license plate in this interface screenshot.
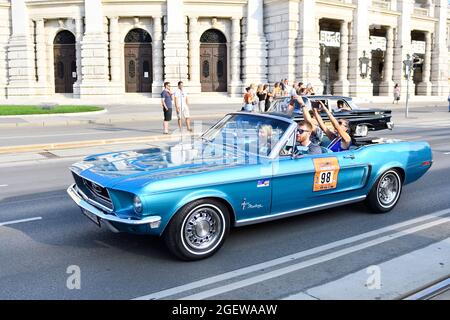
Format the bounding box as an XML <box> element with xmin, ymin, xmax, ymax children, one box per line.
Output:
<box><xmin>81</xmin><ymin>209</ymin><xmax>101</xmax><ymax>227</ymax></box>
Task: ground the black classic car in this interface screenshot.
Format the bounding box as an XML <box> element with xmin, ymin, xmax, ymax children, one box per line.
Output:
<box><xmin>267</xmin><ymin>95</ymin><xmax>393</xmax><ymax>137</ymax></box>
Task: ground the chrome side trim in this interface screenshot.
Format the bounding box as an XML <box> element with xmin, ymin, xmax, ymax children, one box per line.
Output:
<box><xmin>235</xmin><ymin>196</ymin><xmax>366</xmax><ymax>227</ymax></box>
<box><xmin>67</xmin><ymin>184</ymin><xmax>161</xmax><ymax>227</ymax></box>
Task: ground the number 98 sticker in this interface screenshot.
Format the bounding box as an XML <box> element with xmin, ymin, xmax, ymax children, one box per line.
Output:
<box><xmin>313</xmin><ymin>157</ymin><xmax>340</xmax><ymax>191</ymax></box>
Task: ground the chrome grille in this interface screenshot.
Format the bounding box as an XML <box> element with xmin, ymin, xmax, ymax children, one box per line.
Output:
<box><xmin>71</xmin><ymin>172</ymin><xmax>113</xmax><ymax>210</ymax></box>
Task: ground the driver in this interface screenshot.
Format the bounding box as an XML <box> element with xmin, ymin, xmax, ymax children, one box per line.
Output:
<box><xmin>294</xmin><ymin>121</ymin><xmax>323</xmax><ymax>155</ymax></box>
<box><xmin>336</xmin><ymin>100</ymin><xmax>352</xmax><ymax>111</ymax></box>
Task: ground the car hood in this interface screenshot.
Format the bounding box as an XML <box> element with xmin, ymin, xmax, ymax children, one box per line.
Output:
<box><xmin>70</xmin><ymin>141</ymin><xmax>266</xmax><ymax>189</ymax></box>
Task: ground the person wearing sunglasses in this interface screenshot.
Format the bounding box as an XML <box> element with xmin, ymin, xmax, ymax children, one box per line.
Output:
<box><xmin>293</xmin><ymin>121</ymin><xmax>323</xmax><ymax>155</ymax></box>
<box><xmin>312</xmin><ymin>102</ymin><xmax>352</xmax><ymax>152</ymax></box>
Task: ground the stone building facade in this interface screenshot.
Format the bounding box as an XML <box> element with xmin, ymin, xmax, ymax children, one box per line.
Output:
<box><xmin>0</xmin><ymin>0</ymin><xmax>448</xmax><ymax>100</ymax></box>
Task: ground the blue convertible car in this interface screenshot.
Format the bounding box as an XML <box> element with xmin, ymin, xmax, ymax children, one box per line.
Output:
<box><xmin>67</xmin><ymin>112</ymin><xmax>432</xmax><ymax>260</ymax></box>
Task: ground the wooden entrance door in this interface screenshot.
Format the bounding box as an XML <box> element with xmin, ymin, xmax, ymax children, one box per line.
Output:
<box><xmin>200</xmin><ymin>43</ymin><xmax>227</xmax><ymax>92</ymax></box>
<box><xmin>54</xmin><ymin>44</ymin><xmax>76</xmax><ymax>93</ymax></box>
<box><xmin>124</xmin><ymin>44</ymin><xmax>152</xmax><ymax>93</ymax></box>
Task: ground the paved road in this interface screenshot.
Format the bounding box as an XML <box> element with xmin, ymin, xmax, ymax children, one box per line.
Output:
<box><xmin>0</xmin><ymin>110</ymin><xmax>449</xmax><ymax>299</ymax></box>
<box><xmin>0</xmin><ymin>101</ymin><xmax>447</xmax><ymax>147</ymax></box>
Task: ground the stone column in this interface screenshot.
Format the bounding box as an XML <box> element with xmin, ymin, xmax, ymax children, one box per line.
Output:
<box><xmin>6</xmin><ymin>0</ymin><xmax>37</xmax><ymax>97</ymax></box>
<box><xmin>78</xmin><ymin>0</ymin><xmax>111</xmax><ymax>97</ymax></box>
<box><xmin>242</xmin><ymin>0</ymin><xmax>268</xmax><ymax>86</ymax></box>
<box><xmin>380</xmin><ymin>26</ymin><xmax>394</xmax><ymax>96</ymax></box>
<box><xmin>73</xmin><ymin>17</ymin><xmax>84</xmax><ymax>96</ymax></box>
<box><xmin>348</xmin><ymin>0</ymin><xmax>372</xmax><ymax>97</ymax></box>
<box><xmin>108</xmin><ymin>17</ymin><xmax>120</xmax><ymax>84</ymax></box>
<box><xmin>34</xmin><ymin>18</ymin><xmax>47</xmax><ymax>93</ymax></box>
<box><xmin>163</xmin><ymin>0</ymin><xmax>188</xmax><ymax>84</ymax></box>
<box><xmin>334</xmin><ymin>20</ymin><xmax>350</xmax><ymax>95</ymax></box>
<box><xmin>188</xmin><ymin>16</ymin><xmax>201</xmax><ymax>94</ymax></box>
<box><xmin>416</xmin><ymin>31</ymin><xmax>432</xmax><ymax>95</ymax></box>
<box><xmin>229</xmin><ymin>17</ymin><xmax>242</xmax><ymax>96</ymax></box>
<box><xmin>152</xmin><ymin>15</ymin><xmax>164</xmax><ymax>95</ymax></box>
<box><xmin>393</xmin><ymin>0</ymin><xmax>413</xmax><ymax>97</ymax></box>
<box><xmin>430</xmin><ymin>0</ymin><xmax>448</xmax><ymax>96</ymax></box>
<box><xmin>295</xmin><ymin>0</ymin><xmax>321</xmax><ymax>92</ymax></box>
<box><xmin>0</xmin><ymin>5</ymin><xmax>8</xmax><ymax>98</ymax></box>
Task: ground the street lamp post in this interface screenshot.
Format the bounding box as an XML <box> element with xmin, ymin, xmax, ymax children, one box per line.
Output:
<box><xmin>402</xmin><ymin>54</ymin><xmax>422</xmax><ymax>118</ymax></box>
<box><xmin>403</xmin><ymin>55</ymin><xmax>413</xmax><ymax>118</ymax></box>
<box><xmin>359</xmin><ymin>50</ymin><xmax>370</xmax><ymax>79</ymax></box>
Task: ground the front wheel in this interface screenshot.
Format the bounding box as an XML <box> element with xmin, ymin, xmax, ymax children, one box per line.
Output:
<box><xmin>164</xmin><ymin>199</ymin><xmax>230</xmax><ymax>261</ymax></box>
<box><xmin>366</xmin><ymin>169</ymin><xmax>403</xmax><ymax>213</ymax></box>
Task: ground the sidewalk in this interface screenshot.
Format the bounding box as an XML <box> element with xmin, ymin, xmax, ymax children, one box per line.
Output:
<box><xmin>0</xmin><ymin>95</ymin><xmax>447</xmax><ymax>128</ymax></box>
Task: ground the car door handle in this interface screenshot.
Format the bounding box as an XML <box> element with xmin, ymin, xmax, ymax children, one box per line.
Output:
<box><xmin>343</xmin><ymin>154</ymin><xmax>355</xmax><ymax>160</ymax></box>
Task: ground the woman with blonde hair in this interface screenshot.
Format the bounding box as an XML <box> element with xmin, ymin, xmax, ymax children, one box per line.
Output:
<box><xmin>257</xmin><ymin>124</ymin><xmax>273</xmax><ymax>156</ymax></box>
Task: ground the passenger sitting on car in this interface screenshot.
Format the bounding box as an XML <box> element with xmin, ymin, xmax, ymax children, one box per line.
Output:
<box><xmin>257</xmin><ymin>124</ymin><xmax>273</xmax><ymax>156</ymax></box>
<box><xmin>312</xmin><ymin>102</ymin><xmax>352</xmax><ymax>152</ymax></box>
<box><xmin>294</xmin><ymin>121</ymin><xmax>323</xmax><ymax>155</ymax></box>
<box><xmin>298</xmin><ymin>100</ymin><xmax>324</xmax><ymax>145</ymax></box>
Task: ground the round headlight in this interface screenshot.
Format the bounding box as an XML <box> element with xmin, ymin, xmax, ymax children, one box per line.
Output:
<box><xmin>133</xmin><ymin>196</ymin><xmax>143</xmax><ymax>214</ymax></box>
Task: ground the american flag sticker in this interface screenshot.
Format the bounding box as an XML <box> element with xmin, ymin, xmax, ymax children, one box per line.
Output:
<box><xmin>257</xmin><ymin>179</ymin><xmax>270</xmax><ymax>188</ymax></box>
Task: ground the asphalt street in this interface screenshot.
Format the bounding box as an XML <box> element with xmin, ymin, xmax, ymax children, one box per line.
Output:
<box><xmin>0</xmin><ymin>106</ymin><xmax>449</xmax><ymax>299</ymax></box>
<box><xmin>0</xmin><ymin>101</ymin><xmax>446</xmax><ymax>147</ymax></box>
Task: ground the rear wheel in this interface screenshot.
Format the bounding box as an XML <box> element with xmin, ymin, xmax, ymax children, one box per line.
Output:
<box><xmin>366</xmin><ymin>169</ymin><xmax>403</xmax><ymax>213</ymax></box>
<box><xmin>164</xmin><ymin>199</ymin><xmax>230</xmax><ymax>261</ymax></box>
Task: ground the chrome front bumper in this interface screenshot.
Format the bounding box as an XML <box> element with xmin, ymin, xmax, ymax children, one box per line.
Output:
<box><xmin>67</xmin><ymin>184</ymin><xmax>161</xmax><ymax>229</ymax></box>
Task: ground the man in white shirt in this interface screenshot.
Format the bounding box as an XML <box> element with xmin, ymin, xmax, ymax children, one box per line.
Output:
<box><xmin>173</xmin><ymin>81</ymin><xmax>192</xmax><ymax>132</ymax></box>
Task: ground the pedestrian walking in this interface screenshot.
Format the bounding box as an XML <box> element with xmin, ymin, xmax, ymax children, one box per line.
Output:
<box><xmin>264</xmin><ymin>84</ymin><xmax>272</xmax><ymax>112</ymax></box>
<box><xmin>257</xmin><ymin>84</ymin><xmax>268</xmax><ymax>113</ymax></box>
<box><xmin>243</xmin><ymin>86</ymin><xmax>254</xmax><ymax>112</ymax></box>
<box><xmin>272</xmin><ymin>82</ymin><xmax>282</xmax><ymax>98</ymax></box>
<box><xmin>393</xmin><ymin>83</ymin><xmax>401</xmax><ymax>104</ymax></box>
<box><xmin>160</xmin><ymin>81</ymin><xmax>173</xmax><ymax>134</ymax></box>
<box><xmin>174</xmin><ymin>81</ymin><xmax>192</xmax><ymax>132</ymax></box>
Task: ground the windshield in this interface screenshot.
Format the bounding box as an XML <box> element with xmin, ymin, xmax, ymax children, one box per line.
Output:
<box><xmin>269</xmin><ymin>96</ymin><xmax>311</xmax><ymax>115</ymax></box>
<box><xmin>202</xmin><ymin>113</ymin><xmax>291</xmax><ymax>157</ymax></box>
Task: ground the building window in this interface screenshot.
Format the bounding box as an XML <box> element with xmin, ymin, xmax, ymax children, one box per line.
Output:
<box><xmin>54</xmin><ymin>30</ymin><xmax>76</xmax><ymax>44</ymax></box>
<box><xmin>200</xmin><ymin>29</ymin><xmax>226</xmax><ymax>43</ymax></box>
<box><xmin>124</xmin><ymin>29</ymin><xmax>152</xmax><ymax>43</ymax></box>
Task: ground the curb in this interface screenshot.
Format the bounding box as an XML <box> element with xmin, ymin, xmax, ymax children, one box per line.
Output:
<box><xmin>0</xmin><ymin>132</ymin><xmax>201</xmax><ymax>154</ymax></box>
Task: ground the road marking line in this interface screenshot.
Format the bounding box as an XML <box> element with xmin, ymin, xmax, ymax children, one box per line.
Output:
<box><xmin>285</xmin><ymin>238</ymin><xmax>450</xmax><ymax>300</ymax></box>
<box><xmin>133</xmin><ymin>208</ymin><xmax>450</xmax><ymax>300</ymax></box>
<box><xmin>444</xmin><ymin>152</ymin><xmax>450</xmax><ymax>155</ymax></box>
<box><xmin>0</xmin><ymin>184</ymin><xmax>7</xmax><ymax>187</ymax></box>
<box><xmin>0</xmin><ymin>216</ymin><xmax>42</xmax><ymax>227</ymax></box>
<box><xmin>180</xmin><ymin>216</ymin><xmax>450</xmax><ymax>300</ymax></box>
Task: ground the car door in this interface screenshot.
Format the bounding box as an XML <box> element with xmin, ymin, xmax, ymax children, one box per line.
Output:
<box><xmin>310</xmin><ymin>149</ymin><xmax>370</xmax><ymax>203</ymax></box>
<box><xmin>271</xmin><ymin>154</ymin><xmax>318</xmax><ymax>214</ymax></box>
<box><xmin>270</xmin><ymin>144</ymin><xmax>370</xmax><ymax>215</ymax></box>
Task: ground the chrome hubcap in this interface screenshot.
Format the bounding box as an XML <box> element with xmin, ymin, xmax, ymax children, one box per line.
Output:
<box><xmin>184</xmin><ymin>207</ymin><xmax>222</xmax><ymax>251</ymax></box>
<box><xmin>378</xmin><ymin>173</ymin><xmax>399</xmax><ymax>206</ymax></box>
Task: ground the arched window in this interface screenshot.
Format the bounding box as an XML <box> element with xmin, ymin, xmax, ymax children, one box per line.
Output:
<box><xmin>200</xmin><ymin>29</ymin><xmax>226</xmax><ymax>43</ymax></box>
<box><xmin>124</xmin><ymin>29</ymin><xmax>152</xmax><ymax>43</ymax></box>
<box><xmin>54</xmin><ymin>30</ymin><xmax>75</xmax><ymax>44</ymax></box>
